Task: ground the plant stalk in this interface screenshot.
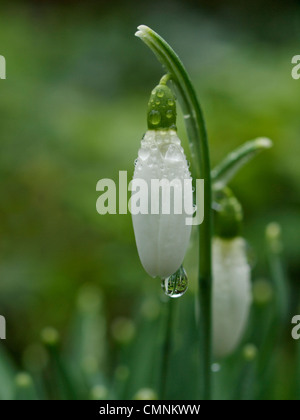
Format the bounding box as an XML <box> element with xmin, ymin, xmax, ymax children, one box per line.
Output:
<box><xmin>160</xmin><ymin>299</ymin><xmax>174</xmax><ymax>400</ymax></box>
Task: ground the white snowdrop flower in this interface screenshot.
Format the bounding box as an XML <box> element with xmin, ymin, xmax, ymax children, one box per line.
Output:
<box><xmin>212</xmin><ymin>236</ymin><xmax>252</xmax><ymax>358</ymax></box>
<box><xmin>212</xmin><ymin>190</ymin><xmax>252</xmax><ymax>358</ymax></box>
<box><xmin>131</xmin><ymin>81</ymin><xmax>193</xmax><ymax>278</ymax></box>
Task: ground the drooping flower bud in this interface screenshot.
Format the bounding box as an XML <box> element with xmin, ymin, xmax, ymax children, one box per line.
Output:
<box><xmin>212</xmin><ymin>190</ymin><xmax>252</xmax><ymax>358</ymax></box>
<box><xmin>131</xmin><ymin>79</ymin><xmax>193</xmax><ymax>278</ymax></box>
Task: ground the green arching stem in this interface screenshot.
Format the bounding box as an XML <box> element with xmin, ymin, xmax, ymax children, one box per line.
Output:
<box><xmin>136</xmin><ymin>25</ymin><xmax>213</xmax><ymax>399</ymax></box>
<box><xmin>159</xmin><ymin>73</ymin><xmax>172</xmax><ymax>85</ymax></box>
<box><xmin>211</xmin><ymin>137</ymin><xmax>273</xmax><ymax>190</ymax></box>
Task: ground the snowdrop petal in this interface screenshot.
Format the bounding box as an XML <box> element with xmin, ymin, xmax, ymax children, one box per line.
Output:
<box><xmin>132</xmin><ymin>130</ymin><xmax>192</xmax><ymax>278</ymax></box>
<box><xmin>212</xmin><ymin>236</ymin><xmax>252</xmax><ymax>358</ymax></box>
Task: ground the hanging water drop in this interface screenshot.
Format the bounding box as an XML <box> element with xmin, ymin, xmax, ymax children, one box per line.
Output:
<box><xmin>161</xmin><ymin>265</ymin><xmax>188</xmax><ymax>298</ymax></box>
<box><xmin>138</xmin><ymin>147</ymin><xmax>150</xmax><ymax>161</ymax></box>
<box><xmin>166</xmin><ymin>110</ymin><xmax>173</xmax><ymax>119</ymax></box>
<box><xmin>157</xmin><ymin>89</ymin><xmax>164</xmax><ymax>98</ymax></box>
<box><xmin>149</xmin><ymin>110</ymin><xmax>161</xmax><ymax>126</ymax></box>
<box><xmin>165</xmin><ymin>144</ymin><xmax>182</xmax><ymax>162</ymax></box>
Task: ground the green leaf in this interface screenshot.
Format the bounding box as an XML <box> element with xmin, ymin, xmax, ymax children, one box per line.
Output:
<box><xmin>0</xmin><ymin>345</ymin><xmax>16</xmax><ymax>400</ymax></box>
<box><xmin>14</xmin><ymin>372</ymin><xmax>38</xmax><ymax>400</ymax></box>
<box><xmin>212</xmin><ymin>138</ymin><xmax>273</xmax><ymax>189</ymax></box>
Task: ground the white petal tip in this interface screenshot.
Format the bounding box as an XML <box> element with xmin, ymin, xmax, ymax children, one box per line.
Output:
<box><xmin>137</xmin><ymin>25</ymin><xmax>149</xmax><ymax>32</ymax></box>
<box><xmin>255</xmin><ymin>137</ymin><xmax>273</xmax><ymax>149</ymax></box>
<box><xmin>135</xmin><ymin>25</ymin><xmax>150</xmax><ymax>38</ymax></box>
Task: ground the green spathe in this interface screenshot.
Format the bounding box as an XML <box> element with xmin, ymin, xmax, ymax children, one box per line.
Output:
<box><xmin>214</xmin><ymin>188</ymin><xmax>243</xmax><ymax>239</ymax></box>
<box><xmin>99</xmin><ymin>405</ymin><xmax>133</xmax><ymax>417</ymax></box>
<box><xmin>147</xmin><ymin>81</ymin><xmax>177</xmax><ymax>130</ymax></box>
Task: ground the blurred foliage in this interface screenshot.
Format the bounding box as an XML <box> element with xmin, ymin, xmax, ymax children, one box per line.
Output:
<box><xmin>0</xmin><ymin>0</ymin><xmax>299</xmax><ymax>399</ymax></box>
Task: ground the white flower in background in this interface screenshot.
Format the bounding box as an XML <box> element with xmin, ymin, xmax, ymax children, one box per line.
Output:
<box><xmin>212</xmin><ymin>190</ymin><xmax>252</xmax><ymax>358</ymax></box>
<box><xmin>131</xmin><ymin>81</ymin><xmax>193</xmax><ymax>278</ymax></box>
<box><xmin>212</xmin><ymin>236</ymin><xmax>252</xmax><ymax>358</ymax></box>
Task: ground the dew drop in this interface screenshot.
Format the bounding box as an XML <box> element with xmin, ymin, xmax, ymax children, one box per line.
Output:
<box><xmin>138</xmin><ymin>148</ymin><xmax>150</xmax><ymax>161</ymax></box>
<box><xmin>157</xmin><ymin>89</ymin><xmax>164</xmax><ymax>98</ymax></box>
<box><xmin>134</xmin><ymin>158</ymin><xmax>138</xmax><ymax>167</ymax></box>
<box><xmin>149</xmin><ymin>110</ymin><xmax>161</xmax><ymax>126</ymax></box>
<box><xmin>167</xmin><ymin>99</ymin><xmax>174</xmax><ymax>106</ymax></box>
<box><xmin>161</xmin><ymin>265</ymin><xmax>188</xmax><ymax>298</ymax></box>
<box><xmin>155</xmin><ymin>100</ymin><xmax>160</xmax><ymax>105</ymax></box>
<box><xmin>165</xmin><ymin>144</ymin><xmax>182</xmax><ymax>162</ymax></box>
<box><xmin>171</xmin><ymin>135</ymin><xmax>180</xmax><ymax>146</ymax></box>
<box><xmin>166</xmin><ymin>110</ymin><xmax>173</xmax><ymax>119</ymax></box>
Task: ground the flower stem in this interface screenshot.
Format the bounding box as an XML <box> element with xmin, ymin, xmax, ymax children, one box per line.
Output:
<box><xmin>136</xmin><ymin>25</ymin><xmax>213</xmax><ymax>399</ymax></box>
<box><xmin>160</xmin><ymin>299</ymin><xmax>174</xmax><ymax>400</ymax></box>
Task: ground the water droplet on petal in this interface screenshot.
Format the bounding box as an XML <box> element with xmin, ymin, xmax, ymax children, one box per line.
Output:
<box><xmin>165</xmin><ymin>144</ymin><xmax>182</xmax><ymax>162</ymax></box>
<box><xmin>171</xmin><ymin>135</ymin><xmax>180</xmax><ymax>146</ymax></box>
<box><xmin>134</xmin><ymin>158</ymin><xmax>138</xmax><ymax>166</ymax></box>
<box><xmin>161</xmin><ymin>266</ymin><xmax>188</xmax><ymax>298</ymax></box>
<box><xmin>138</xmin><ymin>148</ymin><xmax>150</xmax><ymax>161</ymax></box>
<box><xmin>166</xmin><ymin>110</ymin><xmax>173</xmax><ymax>119</ymax></box>
<box><xmin>157</xmin><ymin>89</ymin><xmax>164</xmax><ymax>98</ymax></box>
<box><xmin>149</xmin><ymin>110</ymin><xmax>161</xmax><ymax>125</ymax></box>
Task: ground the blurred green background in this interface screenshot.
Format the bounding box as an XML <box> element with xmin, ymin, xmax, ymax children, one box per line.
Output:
<box><xmin>0</xmin><ymin>0</ymin><xmax>299</xmax><ymax>400</ymax></box>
